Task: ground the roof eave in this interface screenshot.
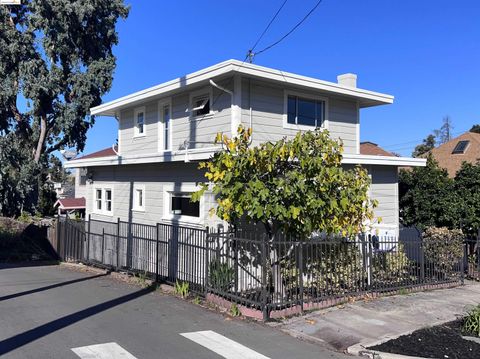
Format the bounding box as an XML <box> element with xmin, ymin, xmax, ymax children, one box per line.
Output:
<box><xmin>90</xmin><ymin>59</ymin><xmax>394</xmax><ymax>117</ymax></box>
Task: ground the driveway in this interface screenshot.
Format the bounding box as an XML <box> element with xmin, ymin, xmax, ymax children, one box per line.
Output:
<box><xmin>0</xmin><ymin>264</ymin><xmax>346</xmax><ymax>359</ymax></box>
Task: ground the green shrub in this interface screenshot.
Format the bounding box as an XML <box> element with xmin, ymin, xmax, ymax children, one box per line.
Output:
<box><xmin>174</xmin><ymin>280</ymin><xmax>189</xmax><ymax>299</ymax></box>
<box><xmin>230</xmin><ymin>303</ymin><xmax>241</xmax><ymax>317</ymax></box>
<box><xmin>463</xmin><ymin>305</ymin><xmax>480</xmax><ymax>337</ymax></box>
<box><xmin>372</xmin><ymin>243</ymin><xmax>412</xmax><ymax>285</ymax></box>
<box><xmin>423</xmin><ymin>227</ymin><xmax>464</xmax><ymax>275</ymax></box>
<box><xmin>280</xmin><ymin>239</ymin><xmax>366</xmax><ymax>296</ymax></box>
<box><xmin>208</xmin><ymin>259</ymin><xmax>234</xmax><ymax>292</ymax></box>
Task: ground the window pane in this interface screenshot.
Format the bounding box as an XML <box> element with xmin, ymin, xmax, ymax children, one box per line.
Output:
<box><xmin>171</xmin><ymin>195</ymin><xmax>200</xmax><ymax>217</ymax></box>
<box><xmin>287</xmin><ymin>96</ymin><xmax>296</xmax><ymax>124</ymax></box>
<box><xmin>316</xmin><ymin>101</ymin><xmax>325</xmax><ymax>127</ymax></box>
<box><xmin>137</xmin><ymin>189</ymin><xmax>143</xmax><ymax>207</ymax></box>
<box><xmin>106</xmin><ymin>200</ymin><xmax>112</xmax><ymax>212</ymax></box>
<box><xmin>137</xmin><ymin>112</ymin><xmax>144</xmax><ymax>134</ymax></box>
<box><xmin>105</xmin><ymin>190</ymin><xmax>112</xmax><ymax>200</ymax></box>
<box><xmin>164</xmin><ymin>105</ymin><xmax>170</xmax><ymax>150</ymax></box>
<box><xmin>452</xmin><ymin>140</ymin><xmax>469</xmax><ymax>154</ymax></box>
<box><xmin>96</xmin><ymin>189</ymin><xmax>102</xmax><ymax>200</ymax></box>
<box><xmin>194</xmin><ymin>97</ymin><xmax>210</xmax><ymax>117</ymax></box>
<box><xmin>297</xmin><ymin>98</ymin><xmax>316</xmax><ymax>126</ymax></box>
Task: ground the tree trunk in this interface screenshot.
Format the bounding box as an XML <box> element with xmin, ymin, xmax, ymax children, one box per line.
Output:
<box><xmin>34</xmin><ymin>115</ymin><xmax>47</xmax><ymax>163</ymax></box>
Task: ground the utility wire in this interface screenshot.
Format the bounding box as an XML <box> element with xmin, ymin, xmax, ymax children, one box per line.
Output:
<box><xmin>382</xmin><ymin>129</ymin><xmax>468</xmax><ymax>150</ymax></box>
<box><xmin>247</xmin><ymin>0</ymin><xmax>289</xmax><ymax>62</ymax></box>
<box><xmin>254</xmin><ymin>0</ymin><xmax>323</xmax><ymax>57</ymax></box>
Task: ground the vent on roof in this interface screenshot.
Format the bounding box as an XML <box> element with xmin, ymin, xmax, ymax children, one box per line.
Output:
<box><xmin>452</xmin><ymin>140</ymin><xmax>470</xmax><ymax>154</ymax></box>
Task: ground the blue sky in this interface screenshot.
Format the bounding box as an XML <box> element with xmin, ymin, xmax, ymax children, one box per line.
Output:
<box><xmin>83</xmin><ymin>0</ymin><xmax>480</xmax><ymax>157</ymax></box>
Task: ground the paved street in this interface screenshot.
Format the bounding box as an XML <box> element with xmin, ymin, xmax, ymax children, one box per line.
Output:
<box><xmin>0</xmin><ymin>264</ymin><xmax>346</xmax><ymax>359</ymax></box>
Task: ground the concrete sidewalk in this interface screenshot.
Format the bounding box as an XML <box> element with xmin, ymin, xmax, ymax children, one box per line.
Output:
<box><xmin>277</xmin><ymin>282</ymin><xmax>480</xmax><ymax>354</ymax></box>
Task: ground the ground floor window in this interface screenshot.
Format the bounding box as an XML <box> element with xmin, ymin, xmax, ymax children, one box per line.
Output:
<box><xmin>171</xmin><ymin>194</ymin><xmax>199</xmax><ymax>217</ymax></box>
<box><xmin>93</xmin><ymin>187</ymin><xmax>113</xmax><ymax>215</ymax></box>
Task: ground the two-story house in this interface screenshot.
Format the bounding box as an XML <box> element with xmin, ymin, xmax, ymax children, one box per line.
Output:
<box><xmin>64</xmin><ymin>60</ymin><xmax>426</xmax><ymax>236</ymax></box>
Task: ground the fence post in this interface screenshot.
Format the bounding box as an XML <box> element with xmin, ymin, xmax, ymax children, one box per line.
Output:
<box><xmin>462</xmin><ymin>242</ymin><xmax>467</xmax><ymax>285</ymax></box>
<box><xmin>63</xmin><ymin>217</ymin><xmax>68</xmax><ymax>260</ymax></box>
<box><xmin>261</xmin><ymin>236</ymin><xmax>269</xmax><ymax>321</ymax></box>
<box><xmin>86</xmin><ymin>214</ymin><xmax>91</xmax><ymax>262</ymax></box>
<box><xmin>101</xmin><ymin>228</ymin><xmax>105</xmax><ymax>264</ymax></box>
<box><xmin>156</xmin><ymin>223</ymin><xmax>160</xmax><ymax>283</ymax></box>
<box><xmin>420</xmin><ymin>240</ymin><xmax>425</xmax><ymax>283</ymax></box>
<box><xmin>204</xmin><ymin>227</ymin><xmax>210</xmax><ymax>296</ymax></box>
<box><xmin>116</xmin><ymin>218</ymin><xmax>121</xmax><ymax>270</ymax></box>
<box><xmin>298</xmin><ymin>240</ymin><xmax>304</xmax><ymax>313</ymax></box>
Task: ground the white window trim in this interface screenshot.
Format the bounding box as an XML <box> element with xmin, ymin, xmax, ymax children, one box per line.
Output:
<box><xmin>132</xmin><ymin>184</ymin><xmax>146</xmax><ymax>212</ymax></box>
<box><xmin>93</xmin><ymin>187</ymin><xmax>114</xmax><ymax>216</ymax></box>
<box><xmin>189</xmin><ymin>87</ymin><xmax>213</xmax><ymax>121</ymax></box>
<box><xmin>134</xmin><ymin>106</ymin><xmax>146</xmax><ymax>137</ymax></box>
<box><xmin>158</xmin><ymin>98</ymin><xmax>173</xmax><ymax>152</ymax></box>
<box><xmin>163</xmin><ymin>184</ymin><xmax>204</xmax><ymax>224</ymax></box>
<box><xmin>283</xmin><ymin>90</ymin><xmax>329</xmax><ymax>131</ymax></box>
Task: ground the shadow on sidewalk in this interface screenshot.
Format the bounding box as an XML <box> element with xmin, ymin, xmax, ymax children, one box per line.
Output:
<box><xmin>0</xmin><ymin>285</ymin><xmax>156</xmax><ymax>356</ymax></box>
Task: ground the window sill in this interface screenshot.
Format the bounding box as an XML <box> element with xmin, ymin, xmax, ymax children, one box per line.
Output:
<box><xmin>133</xmin><ymin>134</ymin><xmax>146</xmax><ymax>139</ymax></box>
<box><xmin>189</xmin><ymin>113</ymin><xmax>214</xmax><ymax>122</ymax></box>
<box><xmin>92</xmin><ymin>211</ymin><xmax>114</xmax><ymax>217</ymax></box>
<box><xmin>283</xmin><ymin>122</ymin><xmax>324</xmax><ymax>131</ymax></box>
<box><xmin>163</xmin><ymin>214</ymin><xmax>201</xmax><ymax>225</ymax></box>
<box><xmin>132</xmin><ymin>208</ymin><xmax>145</xmax><ymax>213</ymax></box>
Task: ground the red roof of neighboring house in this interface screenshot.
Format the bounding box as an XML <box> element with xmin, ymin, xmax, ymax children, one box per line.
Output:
<box><xmin>54</xmin><ymin>197</ymin><xmax>86</xmax><ymax>209</ymax></box>
<box><xmin>75</xmin><ymin>146</ymin><xmax>117</xmax><ymax>160</ymax></box>
<box><xmin>360</xmin><ymin>141</ymin><xmax>395</xmax><ymax>157</ymax></box>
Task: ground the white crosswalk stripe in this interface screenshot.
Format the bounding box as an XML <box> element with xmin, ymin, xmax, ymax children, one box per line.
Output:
<box><xmin>180</xmin><ymin>330</ymin><xmax>270</xmax><ymax>359</ymax></box>
<box><xmin>71</xmin><ymin>342</ymin><xmax>138</xmax><ymax>359</ymax></box>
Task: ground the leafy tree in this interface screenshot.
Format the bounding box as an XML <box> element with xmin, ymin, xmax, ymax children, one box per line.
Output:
<box><xmin>454</xmin><ymin>162</ymin><xmax>480</xmax><ymax>235</ymax></box>
<box><xmin>412</xmin><ymin>134</ymin><xmax>436</xmax><ymax>157</ymax></box>
<box><xmin>194</xmin><ymin>127</ymin><xmax>376</xmax><ymax>238</ymax></box>
<box><xmin>194</xmin><ymin>127</ymin><xmax>377</xmax><ymax>295</ymax></box>
<box><xmin>399</xmin><ymin>155</ymin><xmax>458</xmax><ymax>229</ymax></box>
<box><xmin>469</xmin><ymin>124</ymin><xmax>480</xmax><ymax>134</ymax></box>
<box><xmin>0</xmin><ymin>0</ymin><xmax>128</xmax><ymax>214</ymax></box>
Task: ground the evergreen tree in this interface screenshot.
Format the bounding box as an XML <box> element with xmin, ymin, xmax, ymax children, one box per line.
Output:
<box><xmin>0</xmin><ymin>0</ymin><xmax>129</xmax><ymax>215</ymax></box>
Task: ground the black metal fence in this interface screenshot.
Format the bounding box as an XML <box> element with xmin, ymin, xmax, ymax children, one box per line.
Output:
<box><xmin>54</xmin><ymin>217</ymin><xmax>468</xmax><ymax>320</ymax></box>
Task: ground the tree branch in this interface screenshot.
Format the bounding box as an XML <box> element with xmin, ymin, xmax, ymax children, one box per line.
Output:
<box><xmin>34</xmin><ymin>115</ymin><xmax>48</xmax><ymax>163</ymax></box>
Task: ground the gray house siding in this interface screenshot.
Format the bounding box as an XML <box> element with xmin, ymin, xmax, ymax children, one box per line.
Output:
<box><xmin>240</xmin><ymin>78</ymin><xmax>358</xmax><ymax>154</ymax></box>
<box><xmin>86</xmin><ymin>162</ymin><xmax>220</xmax><ymax>228</ymax></box>
<box><xmin>118</xmin><ymin>80</ymin><xmax>233</xmax><ymax>156</ymax></box>
<box><xmin>369</xmin><ymin>165</ymin><xmax>399</xmax><ymax>232</ymax></box>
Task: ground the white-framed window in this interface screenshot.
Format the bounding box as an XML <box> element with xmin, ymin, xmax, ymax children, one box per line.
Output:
<box><xmin>283</xmin><ymin>90</ymin><xmax>328</xmax><ymax>130</ymax></box>
<box><xmin>93</xmin><ymin>187</ymin><xmax>113</xmax><ymax>215</ymax></box>
<box><xmin>134</xmin><ymin>106</ymin><xmax>146</xmax><ymax>137</ymax></box>
<box><xmin>95</xmin><ymin>188</ymin><xmax>102</xmax><ymax>211</ymax></box>
<box><xmin>190</xmin><ymin>88</ymin><xmax>213</xmax><ymax>119</ymax></box>
<box><xmin>158</xmin><ymin>99</ymin><xmax>172</xmax><ymax>151</ymax></box>
<box><xmin>133</xmin><ymin>185</ymin><xmax>145</xmax><ymax>211</ymax></box>
<box><xmin>163</xmin><ymin>184</ymin><xmax>203</xmax><ymax>224</ymax></box>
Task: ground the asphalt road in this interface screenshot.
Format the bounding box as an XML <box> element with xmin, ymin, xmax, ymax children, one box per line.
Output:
<box><xmin>0</xmin><ymin>264</ymin><xmax>347</xmax><ymax>359</ymax></box>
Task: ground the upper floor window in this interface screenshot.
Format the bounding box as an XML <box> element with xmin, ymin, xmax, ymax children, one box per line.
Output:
<box><xmin>134</xmin><ymin>107</ymin><xmax>146</xmax><ymax>136</ymax></box>
<box><xmin>452</xmin><ymin>140</ymin><xmax>469</xmax><ymax>154</ymax></box>
<box><xmin>284</xmin><ymin>92</ymin><xmax>327</xmax><ymax>129</ymax></box>
<box><xmin>190</xmin><ymin>89</ymin><xmax>212</xmax><ymax>119</ymax></box>
<box><xmin>158</xmin><ymin>99</ymin><xmax>172</xmax><ymax>152</ymax></box>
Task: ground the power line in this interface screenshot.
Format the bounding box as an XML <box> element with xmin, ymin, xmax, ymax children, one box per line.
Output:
<box><xmin>254</xmin><ymin>0</ymin><xmax>323</xmax><ymax>57</ymax></box>
<box><xmin>382</xmin><ymin>129</ymin><xmax>468</xmax><ymax>150</ymax></box>
<box><xmin>247</xmin><ymin>0</ymin><xmax>289</xmax><ymax>63</ymax></box>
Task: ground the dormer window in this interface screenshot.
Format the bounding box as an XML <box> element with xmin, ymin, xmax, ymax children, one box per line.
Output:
<box><xmin>134</xmin><ymin>107</ymin><xmax>146</xmax><ymax>136</ymax></box>
<box><xmin>452</xmin><ymin>140</ymin><xmax>469</xmax><ymax>154</ymax></box>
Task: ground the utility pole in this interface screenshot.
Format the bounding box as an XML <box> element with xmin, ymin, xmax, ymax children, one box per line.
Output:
<box><xmin>246</xmin><ymin>50</ymin><xmax>255</xmax><ymax>64</ymax></box>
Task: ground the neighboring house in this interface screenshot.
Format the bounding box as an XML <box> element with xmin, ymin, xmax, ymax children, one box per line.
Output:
<box><xmin>64</xmin><ymin>60</ymin><xmax>426</xmax><ymax>235</ymax></box>
<box><xmin>54</xmin><ymin>197</ymin><xmax>86</xmax><ymax>218</ymax></box>
<box><xmin>53</xmin><ymin>180</ymin><xmax>75</xmax><ymax>199</ymax></box>
<box><xmin>360</xmin><ymin>141</ymin><xmax>396</xmax><ymax>157</ymax></box>
<box><xmin>428</xmin><ymin>131</ymin><xmax>480</xmax><ymax>177</ymax></box>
